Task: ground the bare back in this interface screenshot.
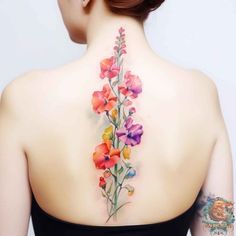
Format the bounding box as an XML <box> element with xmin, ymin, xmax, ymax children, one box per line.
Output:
<box><xmin>0</xmin><ymin>2</ymin><xmax>234</xmax><ymax>234</ymax></box>
<box><xmin>14</xmin><ymin>51</ymin><xmax>217</xmax><ymax>226</ymax></box>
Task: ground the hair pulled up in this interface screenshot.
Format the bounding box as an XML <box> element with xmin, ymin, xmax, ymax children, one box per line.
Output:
<box><xmin>105</xmin><ymin>0</ymin><xmax>165</xmax><ymax>21</ymax></box>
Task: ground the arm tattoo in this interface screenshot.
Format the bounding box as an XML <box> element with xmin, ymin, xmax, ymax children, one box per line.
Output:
<box><xmin>196</xmin><ymin>192</ymin><xmax>235</xmax><ymax>235</ymax></box>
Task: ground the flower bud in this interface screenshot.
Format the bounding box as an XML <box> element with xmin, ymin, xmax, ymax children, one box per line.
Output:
<box><xmin>123</xmin><ymin>146</ymin><xmax>131</xmax><ymax>160</ymax></box>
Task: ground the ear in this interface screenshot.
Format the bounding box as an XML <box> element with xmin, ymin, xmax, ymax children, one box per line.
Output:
<box><xmin>81</xmin><ymin>0</ymin><xmax>91</xmax><ymax>8</ymax></box>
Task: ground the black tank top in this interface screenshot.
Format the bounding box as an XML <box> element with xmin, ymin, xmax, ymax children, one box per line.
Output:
<box><xmin>31</xmin><ymin>189</ymin><xmax>202</xmax><ymax>236</ymax></box>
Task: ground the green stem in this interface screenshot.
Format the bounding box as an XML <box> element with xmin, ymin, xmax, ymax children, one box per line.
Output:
<box><xmin>107</xmin><ymin>36</ymin><xmax>126</xmax><ymax>221</ymax></box>
<box><xmin>113</xmin><ymin>164</ymin><xmax>118</xmax><ymax>220</ymax></box>
<box><xmin>108</xmin><ymin>79</ymin><xmax>122</xmax><ymax>104</ymax></box>
<box><xmin>112</xmin><ymin>52</ymin><xmax>122</xmax><ymax>221</ymax></box>
<box><xmin>108</xmin><ymin>168</ymin><xmax>116</xmax><ymax>179</ymax></box>
<box><xmin>106</xmin><ymin>201</ymin><xmax>131</xmax><ymax>223</ymax></box>
<box><xmin>102</xmin><ymin>189</ymin><xmax>114</xmax><ymax>206</ymax></box>
<box><xmin>117</xmin><ymin>167</ymin><xmax>132</xmax><ymax>198</ymax></box>
<box><xmin>105</xmin><ymin>111</ymin><xmax>117</xmax><ymax>128</ymax></box>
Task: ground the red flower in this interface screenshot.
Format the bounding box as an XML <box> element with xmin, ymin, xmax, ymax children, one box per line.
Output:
<box><xmin>99</xmin><ymin>177</ymin><xmax>106</xmax><ymax>189</ymax></box>
<box><xmin>93</xmin><ymin>140</ymin><xmax>120</xmax><ymax>169</ymax></box>
<box><xmin>92</xmin><ymin>84</ymin><xmax>117</xmax><ymax>114</ymax></box>
<box><xmin>100</xmin><ymin>56</ymin><xmax>120</xmax><ymax>79</ymax></box>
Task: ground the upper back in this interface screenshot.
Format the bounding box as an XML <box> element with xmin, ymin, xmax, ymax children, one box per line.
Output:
<box><xmin>7</xmin><ymin>52</ymin><xmax>217</xmax><ymax>226</ymax></box>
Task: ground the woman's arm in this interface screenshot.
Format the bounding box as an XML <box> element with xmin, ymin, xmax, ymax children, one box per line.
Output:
<box><xmin>0</xmin><ymin>78</ymin><xmax>32</xmax><ymax>236</ymax></box>
<box><xmin>190</xmin><ymin>72</ymin><xmax>235</xmax><ymax>236</ymax></box>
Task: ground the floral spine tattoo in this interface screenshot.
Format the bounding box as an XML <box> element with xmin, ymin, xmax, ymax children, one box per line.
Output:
<box><xmin>91</xmin><ymin>27</ymin><xmax>144</xmax><ymax>223</ymax></box>
<box><xmin>196</xmin><ymin>192</ymin><xmax>235</xmax><ymax>235</ymax></box>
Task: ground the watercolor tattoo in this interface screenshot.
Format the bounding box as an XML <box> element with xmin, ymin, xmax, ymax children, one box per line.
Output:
<box><xmin>91</xmin><ymin>27</ymin><xmax>144</xmax><ymax>223</ymax></box>
<box><xmin>196</xmin><ymin>191</ymin><xmax>235</xmax><ymax>235</ymax></box>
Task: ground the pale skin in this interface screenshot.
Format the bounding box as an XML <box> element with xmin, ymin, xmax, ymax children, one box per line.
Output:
<box><xmin>0</xmin><ymin>0</ymin><xmax>234</xmax><ymax>235</ymax></box>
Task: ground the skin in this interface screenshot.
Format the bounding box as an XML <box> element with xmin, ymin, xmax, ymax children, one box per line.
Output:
<box><xmin>0</xmin><ymin>0</ymin><xmax>234</xmax><ymax>235</ymax></box>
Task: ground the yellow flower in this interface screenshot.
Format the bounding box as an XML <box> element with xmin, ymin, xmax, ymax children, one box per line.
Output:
<box><xmin>102</xmin><ymin>125</ymin><xmax>113</xmax><ymax>141</ymax></box>
<box><xmin>125</xmin><ymin>184</ymin><xmax>135</xmax><ymax>196</ymax></box>
<box><xmin>123</xmin><ymin>146</ymin><xmax>131</xmax><ymax>160</ymax></box>
<box><xmin>111</xmin><ymin>108</ymin><xmax>118</xmax><ymax>121</ymax></box>
<box><xmin>128</xmin><ymin>190</ymin><xmax>134</xmax><ymax>196</ymax></box>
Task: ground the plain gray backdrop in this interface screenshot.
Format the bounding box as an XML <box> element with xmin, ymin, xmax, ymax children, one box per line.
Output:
<box><xmin>0</xmin><ymin>0</ymin><xmax>235</xmax><ymax>235</ymax></box>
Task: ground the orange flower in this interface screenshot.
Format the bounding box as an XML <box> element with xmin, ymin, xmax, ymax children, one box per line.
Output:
<box><xmin>92</xmin><ymin>84</ymin><xmax>117</xmax><ymax>114</ymax></box>
<box><xmin>93</xmin><ymin>140</ymin><xmax>120</xmax><ymax>169</ymax></box>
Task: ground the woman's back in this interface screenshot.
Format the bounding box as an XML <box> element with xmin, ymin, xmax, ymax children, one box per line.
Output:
<box><xmin>0</xmin><ymin>1</ymin><xmax>234</xmax><ymax>236</ymax></box>
<box><xmin>21</xmin><ymin>46</ymin><xmax>215</xmax><ymax>226</ymax></box>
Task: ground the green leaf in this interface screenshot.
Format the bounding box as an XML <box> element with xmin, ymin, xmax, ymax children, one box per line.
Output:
<box><xmin>118</xmin><ymin>166</ymin><xmax>124</xmax><ymax>175</ymax></box>
<box><xmin>107</xmin><ymin>182</ymin><xmax>113</xmax><ymax>194</ymax></box>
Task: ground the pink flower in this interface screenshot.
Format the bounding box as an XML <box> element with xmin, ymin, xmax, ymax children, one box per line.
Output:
<box><xmin>118</xmin><ymin>71</ymin><xmax>142</xmax><ymax>99</ymax></box>
<box><xmin>119</xmin><ymin>27</ymin><xmax>125</xmax><ymax>34</ymax></box>
<box><xmin>103</xmin><ymin>170</ymin><xmax>112</xmax><ymax>178</ymax></box>
<box><xmin>129</xmin><ymin>107</ymin><xmax>136</xmax><ymax>115</ymax></box>
<box><xmin>100</xmin><ymin>56</ymin><xmax>120</xmax><ymax>79</ymax></box>
<box><xmin>113</xmin><ymin>27</ymin><xmax>126</xmax><ymax>55</ymax></box>
<box><xmin>121</xmin><ymin>49</ymin><xmax>127</xmax><ymax>55</ymax></box>
<box><xmin>123</xmin><ymin>99</ymin><xmax>132</xmax><ymax>107</ymax></box>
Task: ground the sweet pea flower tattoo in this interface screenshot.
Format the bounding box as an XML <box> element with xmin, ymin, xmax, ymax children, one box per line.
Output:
<box><xmin>91</xmin><ymin>27</ymin><xmax>144</xmax><ymax>223</ymax></box>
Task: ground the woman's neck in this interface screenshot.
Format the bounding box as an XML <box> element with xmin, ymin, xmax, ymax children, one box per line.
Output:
<box><xmin>83</xmin><ymin>13</ymin><xmax>155</xmax><ymax>63</ymax></box>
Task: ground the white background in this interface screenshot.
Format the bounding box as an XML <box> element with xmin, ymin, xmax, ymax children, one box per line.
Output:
<box><xmin>0</xmin><ymin>0</ymin><xmax>235</xmax><ymax>235</ymax></box>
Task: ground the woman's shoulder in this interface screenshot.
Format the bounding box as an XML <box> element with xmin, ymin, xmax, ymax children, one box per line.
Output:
<box><xmin>0</xmin><ymin>61</ymin><xmax>77</xmax><ymax>106</ymax></box>
<box><xmin>150</xmin><ymin>55</ymin><xmax>219</xmax><ymax>114</ymax></box>
<box><xmin>0</xmin><ymin>69</ymin><xmax>43</xmax><ymax>112</ymax></box>
<box><xmin>184</xmin><ymin>68</ymin><xmax>220</xmax><ymax>118</ymax></box>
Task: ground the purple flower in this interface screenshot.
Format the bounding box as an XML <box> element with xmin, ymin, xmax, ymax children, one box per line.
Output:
<box><xmin>116</xmin><ymin>117</ymin><xmax>143</xmax><ymax>146</ymax></box>
<box><xmin>118</xmin><ymin>71</ymin><xmax>142</xmax><ymax>99</ymax></box>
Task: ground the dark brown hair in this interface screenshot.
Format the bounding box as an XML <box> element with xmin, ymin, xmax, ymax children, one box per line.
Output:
<box><xmin>105</xmin><ymin>0</ymin><xmax>165</xmax><ymax>21</ymax></box>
